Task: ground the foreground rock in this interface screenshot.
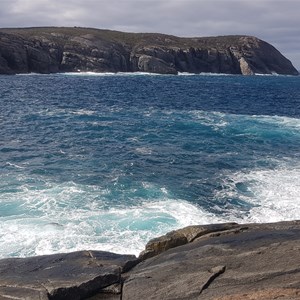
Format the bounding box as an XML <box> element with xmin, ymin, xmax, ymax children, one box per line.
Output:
<box><xmin>124</xmin><ymin>221</ymin><xmax>300</xmax><ymax>300</ymax></box>
<box><xmin>0</xmin><ymin>250</ymin><xmax>138</xmax><ymax>300</ymax></box>
<box><xmin>1</xmin><ymin>220</ymin><xmax>300</xmax><ymax>299</ymax></box>
<box><xmin>0</xmin><ymin>27</ymin><xmax>298</xmax><ymax>75</ymax></box>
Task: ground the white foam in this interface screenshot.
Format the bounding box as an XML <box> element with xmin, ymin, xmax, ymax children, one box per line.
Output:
<box><xmin>260</xmin><ymin>115</ymin><xmax>300</xmax><ymax>130</ymax></box>
<box><xmin>178</xmin><ymin>72</ymin><xmax>197</xmax><ymax>76</ymax></box>
<box><xmin>192</xmin><ymin>110</ymin><xmax>228</xmax><ymax>131</ymax></box>
<box><xmin>62</xmin><ymin>71</ymin><xmax>167</xmax><ymax>77</ymax></box>
<box><xmin>0</xmin><ymin>200</ymin><xmax>220</xmax><ymax>258</ymax></box>
<box><xmin>0</xmin><ymin>179</ymin><xmax>222</xmax><ymax>258</ymax></box>
<box><xmin>135</xmin><ymin>147</ymin><xmax>153</xmax><ymax>155</ymax></box>
<box><xmin>253</xmin><ymin>72</ymin><xmax>292</xmax><ymax>77</ymax></box>
<box><xmin>121</xmin><ymin>72</ymin><xmax>166</xmax><ymax>76</ymax></box>
<box><xmin>179</xmin><ymin>72</ymin><xmax>233</xmax><ymax>76</ymax></box>
<box><xmin>6</xmin><ymin>162</ymin><xmax>25</xmax><ymax>169</ymax></box>
<box><xmin>63</xmin><ymin>71</ymin><xmax>116</xmax><ymax>76</ymax></box>
<box><xmin>17</xmin><ymin>72</ymin><xmax>40</xmax><ymax>76</ymax></box>
<box><xmin>36</xmin><ymin>108</ymin><xmax>98</xmax><ymax>118</ymax></box>
<box><xmin>71</xmin><ymin>109</ymin><xmax>96</xmax><ymax>116</ymax></box>
<box><xmin>216</xmin><ymin>165</ymin><xmax>300</xmax><ymax>223</ymax></box>
<box><xmin>190</xmin><ymin>109</ymin><xmax>300</xmax><ymax>134</ymax></box>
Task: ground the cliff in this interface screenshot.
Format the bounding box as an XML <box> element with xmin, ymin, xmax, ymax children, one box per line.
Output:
<box><xmin>1</xmin><ymin>220</ymin><xmax>300</xmax><ymax>299</ymax></box>
<box><xmin>0</xmin><ymin>27</ymin><xmax>298</xmax><ymax>75</ymax></box>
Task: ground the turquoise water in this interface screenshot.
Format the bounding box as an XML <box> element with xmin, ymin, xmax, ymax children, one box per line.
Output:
<box><xmin>0</xmin><ymin>72</ymin><xmax>300</xmax><ymax>257</ymax></box>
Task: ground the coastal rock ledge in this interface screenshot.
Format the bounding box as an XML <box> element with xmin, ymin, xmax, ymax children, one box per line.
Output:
<box><xmin>1</xmin><ymin>220</ymin><xmax>300</xmax><ymax>299</ymax></box>
<box><xmin>0</xmin><ymin>27</ymin><xmax>298</xmax><ymax>76</ymax></box>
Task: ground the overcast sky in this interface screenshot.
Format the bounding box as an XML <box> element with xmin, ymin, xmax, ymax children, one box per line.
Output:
<box><xmin>1</xmin><ymin>0</ymin><xmax>299</xmax><ymax>69</ymax></box>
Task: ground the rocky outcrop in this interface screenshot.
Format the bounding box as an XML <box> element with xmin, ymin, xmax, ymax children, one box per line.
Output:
<box><xmin>1</xmin><ymin>220</ymin><xmax>300</xmax><ymax>299</ymax></box>
<box><xmin>139</xmin><ymin>222</ymin><xmax>242</xmax><ymax>260</ymax></box>
<box><xmin>0</xmin><ymin>27</ymin><xmax>298</xmax><ymax>75</ymax></box>
<box><xmin>123</xmin><ymin>220</ymin><xmax>300</xmax><ymax>300</ymax></box>
<box><xmin>0</xmin><ymin>250</ymin><xmax>138</xmax><ymax>300</ymax></box>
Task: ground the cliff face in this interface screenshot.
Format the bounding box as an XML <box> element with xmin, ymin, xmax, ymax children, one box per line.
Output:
<box><xmin>0</xmin><ymin>27</ymin><xmax>298</xmax><ymax>75</ymax></box>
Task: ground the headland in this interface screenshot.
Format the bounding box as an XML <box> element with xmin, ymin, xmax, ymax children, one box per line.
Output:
<box><xmin>0</xmin><ymin>27</ymin><xmax>298</xmax><ymax>76</ymax></box>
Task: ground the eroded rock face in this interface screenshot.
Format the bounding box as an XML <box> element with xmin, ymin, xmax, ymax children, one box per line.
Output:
<box><xmin>0</xmin><ymin>27</ymin><xmax>298</xmax><ymax>75</ymax></box>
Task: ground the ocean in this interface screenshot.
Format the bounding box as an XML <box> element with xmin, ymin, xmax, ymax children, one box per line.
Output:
<box><xmin>0</xmin><ymin>72</ymin><xmax>299</xmax><ymax>258</ymax></box>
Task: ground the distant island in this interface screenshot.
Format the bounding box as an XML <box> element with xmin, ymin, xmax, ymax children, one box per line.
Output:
<box><xmin>0</xmin><ymin>27</ymin><xmax>298</xmax><ymax>76</ymax></box>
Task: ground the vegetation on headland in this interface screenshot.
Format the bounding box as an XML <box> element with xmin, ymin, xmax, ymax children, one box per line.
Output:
<box><xmin>0</xmin><ymin>26</ymin><xmax>298</xmax><ymax>75</ymax></box>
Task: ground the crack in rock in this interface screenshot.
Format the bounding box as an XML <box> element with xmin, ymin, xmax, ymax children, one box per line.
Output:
<box><xmin>199</xmin><ymin>265</ymin><xmax>226</xmax><ymax>295</ymax></box>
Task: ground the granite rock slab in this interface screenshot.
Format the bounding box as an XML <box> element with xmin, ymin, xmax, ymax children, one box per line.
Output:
<box><xmin>0</xmin><ymin>250</ymin><xmax>137</xmax><ymax>300</ymax></box>
<box><xmin>123</xmin><ymin>221</ymin><xmax>300</xmax><ymax>300</ymax></box>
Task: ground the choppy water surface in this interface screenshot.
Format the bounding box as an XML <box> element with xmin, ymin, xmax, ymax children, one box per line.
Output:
<box><xmin>0</xmin><ymin>73</ymin><xmax>299</xmax><ymax>257</ymax></box>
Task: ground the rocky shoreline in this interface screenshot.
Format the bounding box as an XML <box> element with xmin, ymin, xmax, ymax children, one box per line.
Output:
<box><xmin>1</xmin><ymin>220</ymin><xmax>300</xmax><ymax>299</ymax></box>
<box><xmin>0</xmin><ymin>27</ymin><xmax>298</xmax><ymax>76</ymax></box>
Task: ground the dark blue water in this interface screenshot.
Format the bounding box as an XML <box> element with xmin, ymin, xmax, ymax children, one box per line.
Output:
<box><xmin>0</xmin><ymin>72</ymin><xmax>300</xmax><ymax>257</ymax></box>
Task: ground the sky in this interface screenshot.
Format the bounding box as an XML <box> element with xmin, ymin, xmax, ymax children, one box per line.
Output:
<box><xmin>0</xmin><ymin>0</ymin><xmax>299</xmax><ymax>69</ymax></box>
